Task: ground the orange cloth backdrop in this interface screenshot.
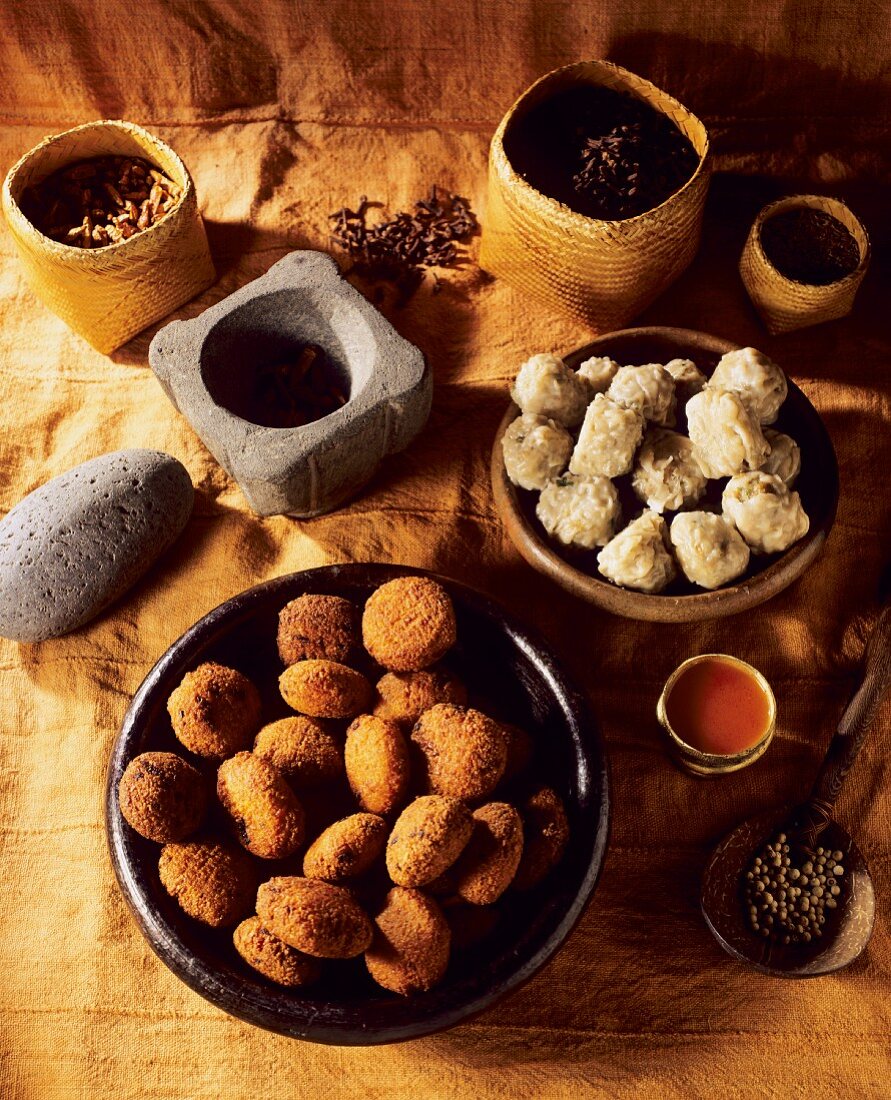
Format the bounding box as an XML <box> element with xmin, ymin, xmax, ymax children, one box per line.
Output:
<box><xmin>1</xmin><ymin>2</ymin><xmax>889</xmax><ymax>1096</ymax></box>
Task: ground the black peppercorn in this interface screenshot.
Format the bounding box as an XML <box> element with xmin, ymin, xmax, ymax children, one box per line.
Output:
<box><xmin>743</xmin><ymin>831</ymin><xmax>845</xmax><ymax>945</ymax></box>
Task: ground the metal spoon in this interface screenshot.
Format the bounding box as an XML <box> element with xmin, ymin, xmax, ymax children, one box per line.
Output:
<box><xmin>701</xmin><ymin>603</ymin><xmax>891</xmax><ymax>976</ymax></box>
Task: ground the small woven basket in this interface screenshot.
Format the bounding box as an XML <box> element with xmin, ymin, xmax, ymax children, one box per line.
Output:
<box><xmin>2</xmin><ymin>120</ymin><xmax>215</xmax><ymax>354</ymax></box>
<box><xmin>479</xmin><ymin>61</ymin><xmax>711</xmax><ymax>332</ymax></box>
<box><xmin>739</xmin><ymin>195</ymin><xmax>870</xmax><ymax>335</ymax></box>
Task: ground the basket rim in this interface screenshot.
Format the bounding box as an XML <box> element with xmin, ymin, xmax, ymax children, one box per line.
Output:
<box><xmin>489</xmin><ymin>59</ymin><xmax>711</xmax><ymax>230</ymax></box>
<box><xmin>748</xmin><ymin>193</ymin><xmax>871</xmax><ymax>290</ymax></box>
<box><xmin>1</xmin><ymin>118</ymin><xmax>194</xmax><ymax>260</ymax></box>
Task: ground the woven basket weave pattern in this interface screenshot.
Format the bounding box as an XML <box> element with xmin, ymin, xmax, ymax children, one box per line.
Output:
<box><xmin>739</xmin><ymin>194</ymin><xmax>870</xmax><ymax>335</ymax></box>
<box><xmin>479</xmin><ymin>61</ymin><xmax>711</xmax><ymax>332</ymax></box>
<box><xmin>2</xmin><ymin>120</ymin><xmax>215</xmax><ymax>354</ymax></box>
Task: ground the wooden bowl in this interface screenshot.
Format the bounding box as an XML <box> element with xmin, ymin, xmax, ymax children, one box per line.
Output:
<box><xmin>492</xmin><ymin>327</ymin><xmax>839</xmax><ymax>622</ymax></box>
<box><xmin>105</xmin><ymin>563</ymin><xmax>609</xmax><ymax>1044</ymax></box>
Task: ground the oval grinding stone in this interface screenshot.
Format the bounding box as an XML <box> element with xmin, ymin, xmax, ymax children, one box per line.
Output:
<box><xmin>0</xmin><ymin>450</ymin><xmax>194</xmax><ymax>643</ymax></box>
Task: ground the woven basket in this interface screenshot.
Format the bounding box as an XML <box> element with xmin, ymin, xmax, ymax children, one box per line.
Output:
<box><xmin>2</xmin><ymin>120</ymin><xmax>215</xmax><ymax>354</ymax></box>
<box><xmin>739</xmin><ymin>195</ymin><xmax>870</xmax><ymax>335</ymax></box>
<box><xmin>479</xmin><ymin>61</ymin><xmax>711</xmax><ymax>332</ymax></box>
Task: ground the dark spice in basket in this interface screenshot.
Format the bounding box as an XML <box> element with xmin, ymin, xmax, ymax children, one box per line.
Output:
<box><xmin>759</xmin><ymin>209</ymin><xmax>860</xmax><ymax>286</ymax></box>
<box><xmin>21</xmin><ymin>155</ymin><xmax>181</xmax><ymax>247</ymax></box>
<box><xmin>251</xmin><ymin>344</ymin><xmax>347</xmax><ymax>429</ymax></box>
<box><xmin>504</xmin><ymin>85</ymin><xmax>699</xmax><ymax>220</ymax></box>
<box><xmin>329</xmin><ymin>188</ymin><xmax>477</xmax><ymax>300</ymax></box>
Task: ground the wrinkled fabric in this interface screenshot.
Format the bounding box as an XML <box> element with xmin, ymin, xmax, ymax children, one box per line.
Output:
<box><xmin>0</xmin><ymin>2</ymin><xmax>889</xmax><ymax>1097</ymax></box>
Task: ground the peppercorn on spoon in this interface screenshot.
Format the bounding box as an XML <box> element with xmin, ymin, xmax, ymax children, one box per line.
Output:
<box><xmin>701</xmin><ymin>600</ymin><xmax>891</xmax><ymax>976</ymax></box>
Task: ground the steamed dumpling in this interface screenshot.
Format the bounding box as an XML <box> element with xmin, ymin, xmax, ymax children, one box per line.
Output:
<box><xmin>569</xmin><ymin>394</ymin><xmax>645</xmax><ymax>479</ymax></box>
<box><xmin>709</xmin><ymin>347</ymin><xmax>787</xmax><ymax>425</ymax></box>
<box><xmin>631</xmin><ymin>429</ymin><xmax>707</xmax><ymax>514</ymax></box>
<box><xmin>664</xmin><ymin>358</ymin><xmax>707</xmax><ymax>405</ymax></box>
<box><xmin>577</xmin><ymin>355</ymin><xmax>620</xmax><ymax>394</ymax></box>
<box><xmin>597</xmin><ymin>511</ymin><xmax>676</xmax><ymax>593</ymax></box>
<box><xmin>722</xmin><ymin>471</ymin><xmax>809</xmax><ymax>554</ymax></box>
<box><xmin>502</xmin><ymin>413</ymin><xmax>573</xmax><ymax>491</ymax></box>
<box><xmin>669</xmin><ymin>511</ymin><xmax>750</xmax><ymax>589</ymax></box>
<box><xmin>607</xmin><ymin>364</ymin><xmax>676</xmax><ymax>426</ymax></box>
<box><xmin>686</xmin><ymin>388</ymin><xmax>770</xmax><ymax>478</ymax></box>
<box><xmin>536</xmin><ymin>473</ymin><xmax>620</xmax><ymax>550</ymax></box>
<box><xmin>760</xmin><ymin>429</ymin><xmax>801</xmax><ymax>488</ymax></box>
<box><xmin>511</xmin><ymin>353</ymin><xmax>589</xmax><ymax>427</ymax></box>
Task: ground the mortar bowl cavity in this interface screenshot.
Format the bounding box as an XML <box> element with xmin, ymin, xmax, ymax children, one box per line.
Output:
<box><xmin>199</xmin><ymin>287</ymin><xmax>376</xmax><ymax>429</ymax></box>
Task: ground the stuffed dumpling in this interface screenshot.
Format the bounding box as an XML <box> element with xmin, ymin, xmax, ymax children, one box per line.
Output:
<box><xmin>631</xmin><ymin>428</ymin><xmax>707</xmax><ymax>514</ymax></box>
<box><xmin>577</xmin><ymin>355</ymin><xmax>620</xmax><ymax>394</ymax></box>
<box><xmin>502</xmin><ymin>413</ymin><xmax>573</xmax><ymax>491</ymax></box>
<box><xmin>597</xmin><ymin>511</ymin><xmax>676</xmax><ymax>593</ymax></box>
<box><xmin>709</xmin><ymin>347</ymin><xmax>787</xmax><ymax>425</ymax></box>
<box><xmin>686</xmin><ymin>388</ymin><xmax>770</xmax><ymax>478</ymax></box>
<box><xmin>536</xmin><ymin>473</ymin><xmax>620</xmax><ymax>550</ymax></box>
<box><xmin>664</xmin><ymin>358</ymin><xmax>707</xmax><ymax>406</ymax></box>
<box><xmin>760</xmin><ymin>429</ymin><xmax>801</xmax><ymax>488</ymax></box>
<box><xmin>722</xmin><ymin>471</ymin><xmax>809</xmax><ymax>554</ymax></box>
<box><xmin>569</xmin><ymin>394</ymin><xmax>645</xmax><ymax>479</ymax></box>
<box><xmin>669</xmin><ymin>511</ymin><xmax>750</xmax><ymax>589</ymax></box>
<box><xmin>607</xmin><ymin>364</ymin><xmax>676</xmax><ymax>426</ymax></box>
<box><xmin>511</xmin><ymin>353</ymin><xmax>589</xmax><ymax>427</ymax></box>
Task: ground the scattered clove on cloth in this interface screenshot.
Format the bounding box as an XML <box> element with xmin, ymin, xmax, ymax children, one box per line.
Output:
<box><xmin>328</xmin><ymin>188</ymin><xmax>478</xmax><ymax>301</ymax></box>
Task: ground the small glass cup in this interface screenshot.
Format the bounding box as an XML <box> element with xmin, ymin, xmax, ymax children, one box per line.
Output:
<box><xmin>656</xmin><ymin>653</ymin><xmax>777</xmax><ymax>777</ymax></box>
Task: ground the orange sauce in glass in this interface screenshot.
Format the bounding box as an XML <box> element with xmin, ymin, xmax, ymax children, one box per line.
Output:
<box><xmin>665</xmin><ymin>656</ymin><xmax>772</xmax><ymax>755</ymax></box>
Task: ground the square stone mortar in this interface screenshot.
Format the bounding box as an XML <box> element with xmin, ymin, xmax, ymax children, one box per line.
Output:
<box><xmin>149</xmin><ymin>251</ymin><xmax>431</xmax><ymax>517</ymax></box>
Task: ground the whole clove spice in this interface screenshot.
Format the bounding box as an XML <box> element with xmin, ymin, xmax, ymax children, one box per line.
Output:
<box><xmin>328</xmin><ymin>188</ymin><xmax>477</xmax><ymax>300</ymax></box>
<box><xmin>250</xmin><ymin>344</ymin><xmax>347</xmax><ymax>429</ymax></box>
<box><xmin>760</xmin><ymin>208</ymin><xmax>860</xmax><ymax>286</ymax></box>
<box><xmin>503</xmin><ymin>85</ymin><xmax>699</xmax><ymax>221</ymax></box>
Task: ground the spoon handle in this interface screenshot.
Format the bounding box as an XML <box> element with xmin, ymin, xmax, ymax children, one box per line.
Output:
<box><xmin>811</xmin><ymin>604</ymin><xmax>891</xmax><ymax>811</ymax></box>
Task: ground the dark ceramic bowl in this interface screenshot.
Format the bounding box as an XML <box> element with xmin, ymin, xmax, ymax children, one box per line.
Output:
<box><xmin>106</xmin><ymin>563</ymin><xmax>609</xmax><ymax>1044</ymax></box>
<box><xmin>492</xmin><ymin>327</ymin><xmax>839</xmax><ymax>622</ymax></box>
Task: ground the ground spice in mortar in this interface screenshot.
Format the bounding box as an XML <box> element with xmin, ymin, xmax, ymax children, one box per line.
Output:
<box><xmin>21</xmin><ymin>155</ymin><xmax>181</xmax><ymax>247</ymax></box>
<box><xmin>503</xmin><ymin>85</ymin><xmax>699</xmax><ymax>220</ymax></box>
<box><xmin>759</xmin><ymin>209</ymin><xmax>860</xmax><ymax>285</ymax></box>
<box><xmin>329</xmin><ymin>188</ymin><xmax>477</xmax><ymax>300</ymax></box>
<box><xmin>251</xmin><ymin>344</ymin><xmax>347</xmax><ymax>429</ymax></box>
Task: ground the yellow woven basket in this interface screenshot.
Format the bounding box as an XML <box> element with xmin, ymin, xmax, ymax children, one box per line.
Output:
<box><xmin>739</xmin><ymin>195</ymin><xmax>870</xmax><ymax>335</ymax></box>
<box><xmin>479</xmin><ymin>61</ymin><xmax>711</xmax><ymax>332</ymax></box>
<box><xmin>2</xmin><ymin>120</ymin><xmax>215</xmax><ymax>354</ymax></box>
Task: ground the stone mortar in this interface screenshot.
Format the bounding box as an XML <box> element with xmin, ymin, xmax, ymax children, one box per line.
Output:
<box><xmin>149</xmin><ymin>250</ymin><xmax>431</xmax><ymax>517</ymax></box>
